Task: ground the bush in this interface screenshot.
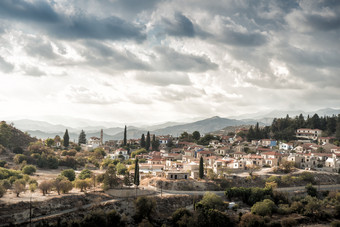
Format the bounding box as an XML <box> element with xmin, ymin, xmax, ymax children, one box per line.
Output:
<box><xmin>78</xmin><ymin>169</ymin><xmax>92</xmax><ymax>179</ymax></box>
<box><xmin>39</xmin><ymin>180</ymin><xmax>52</xmax><ymax>196</ymax></box>
<box><xmin>61</xmin><ymin>169</ymin><xmax>76</xmax><ymax>181</ymax></box>
<box><xmin>0</xmin><ymin>160</ymin><xmax>6</xmax><ymax>167</ymax></box>
<box><xmin>13</xmin><ymin>179</ymin><xmax>26</xmax><ymax>197</ymax></box>
<box><xmin>0</xmin><ymin>179</ymin><xmax>11</xmax><ymax>190</ymax></box>
<box><xmin>306</xmin><ymin>183</ymin><xmax>317</xmax><ymax>197</ymax></box>
<box><xmin>134</xmin><ymin>196</ymin><xmax>156</xmax><ymax>223</ymax></box>
<box><xmin>172</xmin><ymin>208</ymin><xmax>192</xmax><ymax>226</ymax></box>
<box><xmin>251</xmin><ymin>199</ymin><xmax>276</xmax><ymax>216</ymax></box>
<box><xmin>239</xmin><ymin>213</ymin><xmax>264</xmax><ymax>227</ymax></box>
<box><xmin>14</xmin><ymin>154</ymin><xmax>27</xmax><ymax>164</ymax></box>
<box><xmin>0</xmin><ymin>185</ymin><xmax>5</xmax><ymax>198</ymax></box>
<box><xmin>331</xmin><ymin>220</ymin><xmax>340</xmax><ymax>227</ymax></box>
<box><xmin>74</xmin><ymin>179</ymin><xmax>91</xmax><ymax>192</ymax></box>
<box><xmin>29</xmin><ymin>183</ymin><xmax>37</xmax><ymax>192</ymax></box>
<box><xmin>196</xmin><ymin>192</ymin><xmax>225</xmax><ymax>211</ymax></box>
<box><xmin>22</xmin><ymin>165</ymin><xmax>36</xmax><ymax>175</ymax></box>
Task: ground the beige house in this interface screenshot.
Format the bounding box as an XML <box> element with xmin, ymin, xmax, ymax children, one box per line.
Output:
<box><xmin>165</xmin><ymin>171</ymin><xmax>189</xmax><ymax>180</ymax></box>
<box><xmin>296</xmin><ymin>128</ymin><xmax>322</xmax><ymax>140</ymax></box>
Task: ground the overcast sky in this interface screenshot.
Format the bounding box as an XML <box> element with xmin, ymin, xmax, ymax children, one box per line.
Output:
<box><xmin>0</xmin><ymin>0</ymin><xmax>339</xmax><ymax>125</ymax></box>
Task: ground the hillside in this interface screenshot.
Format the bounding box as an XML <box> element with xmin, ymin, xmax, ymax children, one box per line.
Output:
<box><xmin>0</xmin><ymin>121</ymin><xmax>36</xmax><ymax>149</ymax></box>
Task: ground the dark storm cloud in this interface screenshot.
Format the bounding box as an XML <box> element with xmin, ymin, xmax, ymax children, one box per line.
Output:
<box><xmin>0</xmin><ymin>0</ymin><xmax>59</xmax><ymax>23</ymax></box>
<box><xmin>154</xmin><ymin>47</ymin><xmax>218</xmax><ymax>72</ymax></box>
<box><xmin>305</xmin><ymin>14</ymin><xmax>340</xmax><ymax>31</ymax></box>
<box><xmin>162</xmin><ymin>12</ymin><xmax>195</xmax><ymax>37</ymax></box>
<box><xmin>0</xmin><ymin>0</ymin><xmax>146</xmax><ymax>42</ymax></box>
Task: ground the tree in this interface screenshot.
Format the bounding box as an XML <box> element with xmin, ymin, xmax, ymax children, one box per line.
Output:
<box><xmin>246</xmin><ymin>164</ymin><xmax>260</xmax><ymax>177</ymax></box>
<box><xmin>74</xmin><ymin>179</ymin><xmax>91</xmax><ymax>192</ymax></box>
<box><xmin>192</xmin><ymin>131</ymin><xmax>201</xmax><ymax>141</ymax></box>
<box><xmin>102</xmin><ymin>164</ymin><xmax>119</xmax><ymax>190</ymax></box>
<box><xmin>61</xmin><ymin>169</ymin><xmax>76</xmax><ymax>181</ymax></box>
<box><xmin>78</xmin><ymin>169</ymin><xmax>93</xmax><ymax>180</ymax></box>
<box><xmin>134</xmin><ymin>158</ymin><xmax>140</xmax><ymax>186</ymax></box>
<box><xmin>45</xmin><ymin>138</ymin><xmax>54</xmax><ymax>147</ymax></box>
<box><xmin>123</xmin><ymin>125</ymin><xmax>127</xmax><ymax>146</ymax></box>
<box><xmin>199</xmin><ymin>156</ymin><xmax>204</xmax><ymax>179</ymax></box>
<box><xmin>22</xmin><ymin>165</ymin><xmax>36</xmax><ymax>175</ymax></box>
<box><xmin>239</xmin><ymin>213</ymin><xmax>264</xmax><ymax>227</ymax></box>
<box><xmin>151</xmin><ymin>134</ymin><xmax>159</xmax><ymax>151</ymax></box>
<box><xmin>39</xmin><ymin>180</ymin><xmax>52</xmax><ymax>196</ymax></box>
<box><xmin>13</xmin><ymin>179</ymin><xmax>26</xmax><ymax>197</ymax></box>
<box><xmin>280</xmin><ymin>160</ymin><xmax>295</xmax><ymax>173</ymax></box>
<box><xmin>53</xmin><ymin>176</ymin><xmax>73</xmax><ymax>195</ymax></box>
<box><xmin>116</xmin><ymin>163</ymin><xmax>127</xmax><ymax>175</ymax></box>
<box><xmin>306</xmin><ymin>183</ymin><xmax>317</xmax><ymax>197</ymax></box>
<box><xmin>140</xmin><ymin>134</ymin><xmax>146</xmax><ymax>148</ymax></box>
<box><xmin>134</xmin><ymin>196</ymin><xmax>156</xmax><ymax>223</ymax></box>
<box><xmin>63</xmin><ymin>129</ymin><xmax>69</xmax><ymax>147</ymax></box>
<box><xmin>78</xmin><ymin>130</ymin><xmax>87</xmax><ymax>145</ymax></box>
<box><xmin>124</xmin><ymin>173</ymin><xmax>133</xmax><ymax>187</ymax></box>
<box><xmin>146</xmin><ymin>132</ymin><xmax>151</xmax><ymax>151</ymax></box>
<box><xmin>251</xmin><ymin>199</ymin><xmax>276</xmax><ymax>216</ymax></box>
<box><xmin>197</xmin><ymin>192</ymin><xmax>225</xmax><ymax>211</ymax></box>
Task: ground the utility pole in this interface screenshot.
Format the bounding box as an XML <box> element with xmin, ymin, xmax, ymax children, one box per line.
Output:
<box><xmin>160</xmin><ymin>183</ymin><xmax>162</xmax><ymax>197</ymax></box>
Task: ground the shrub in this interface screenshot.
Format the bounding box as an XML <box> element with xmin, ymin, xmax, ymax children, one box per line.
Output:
<box><xmin>0</xmin><ymin>185</ymin><xmax>5</xmax><ymax>198</ymax></box>
<box><xmin>22</xmin><ymin>165</ymin><xmax>36</xmax><ymax>175</ymax></box>
<box><xmin>196</xmin><ymin>192</ymin><xmax>225</xmax><ymax>211</ymax></box>
<box><xmin>306</xmin><ymin>183</ymin><xmax>317</xmax><ymax>197</ymax></box>
<box><xmin>134</xmin><ymin>196</ymin><xmax>156</xmax><ymax>223</ymax></box>
<box><xmin>172</xmin><ymin>208</ymin><xmax>192</xmax><ymax>226</ymax></box>
<box><xmin>61</xmin><ymin>169</ymin><xmax>76</xmax><ymax>181</ymax></box>
<box><xmin>13</xmin><ymin>147</ymin><xmax>24</xmax><ymax>154</ymax></box>
<box><xmin>0</xmin><ymin>179</ymin><xmax>11</xmax><ymax>190</ymax></box>
<box><xmin>251</xmin><ymin>199</ymin><xmax>276</xmax><ymax>216</ymax></box>
<box><xmin>14</xmin><ymin>154</ymin><xmax>27</xmax><ymax>164</ymax></box>
<box><xmin>78</xmin><ymin>169</ymin><xmax>92</xmax><ymax>179</ymax></box>
<box><xmin>74</xmin><ymin>179</ymin><xmax>91</xmax><ymax>192</ymax></box>
<box><xmin>239</xmin><ymin>213</ymin><xmax>265</xmax><ymax>227</ymax></box>
<box><xmin>39</xmin><ymin>180</ymin><xmax>52</xmax><ymax>196</ymax></box>
<box><xmin>0</xmin><ymin>160</ymin><xmax>6</xmax><ymax>167</ymax></box>
<box><xmin>29</xmin><ymin>183</ymin><xmax>37</xmax><ymax>192</ymax></box>
<box><xmin>13</xmin><ymin>179</ymin><xmax>26</xmax><ymax>197</ymax></box>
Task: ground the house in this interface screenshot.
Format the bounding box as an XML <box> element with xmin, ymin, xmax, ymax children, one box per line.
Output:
<box><xmin>88</xmin><ymin>137</ymin><xmax>101</xmax><ymax>149</ymax></box>
<box><xmin>215</xmin><ymin>146</ymin><xmax>232</xmax><ymax>156</ymax></box>
<box><xmin>226</xmin><ymin>160</ymin><xmax>245</xmax><ymax>169</ymax></box>
<box><xmin>243</xmin><ymin>154</ymin><xmax>263</xmax><ymax>166</ymax></box>
<box><xmin>296</xmin><ymin>128</ymin><xmax>322</xmax><ymax>140</ymax></box>
<box><xmin>261</xmin><ymin>151</ymin><xmax>282</xmax><ymax>167</ymax></box>
<box><xmin>261</xmin><ymin>139</ymin><xmax>277</xmax><ymax>147</ymax></box>
<box><xmin>279</xmin><ymin>142</ymin><xmax>294</xmax><ymax>151</ymax></box>
<box><xmin>233</xmin><ymin>151</ymin><xmax>246</xmax><ymax>159</ymax></box>
<box><xmin>165</xmin><ymin>171</ymin><xmax>189</xmax><ymax>180</ymax></box>
<box><xmin>318</xmin><ymin>137</ymin><xmax>335</xmax><ymax>145</ymax></box>
<box><xmin>106</xmin><ymin>148</ymin><xmax>129</xmax><ymax>160</ymax></box>
<box><xmin>197</xmin><ymin>150</ymin><xmax>214</xmax><ymax>159</ymax></box>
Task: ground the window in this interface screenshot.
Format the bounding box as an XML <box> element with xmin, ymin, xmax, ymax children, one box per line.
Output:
<box><xmin>170</xmin><ymin>174</ymin><xmax>173</xmax><ymax>179</ymax></box>
<box><xmin>185</xmin><ymin>175</ymin><xmax>187</xmax><ymax>179</ymax></box>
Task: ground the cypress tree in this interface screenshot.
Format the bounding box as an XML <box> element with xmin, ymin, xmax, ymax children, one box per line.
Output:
<box><xmin>146</xmin><ymin>131</ymin><xmax>151</xmax><ymax>151</ymax></box>
<box><xmin>123</xmin><ymin>125</ymin><xmax>127</xmax><ymax>146</ymax></box>
<box><xmin>140</xmin><ymin>134</ymin><xmax>146</xmax><ymax>148</ymax></box>
<box><xmin>78</xmin><ymin>130</ymin><xmax>87</xmax><ymax>145</ymax></box>
<box><xmin>151</xmin><ymin>134</ymin><xmax>160</xmax><ymax>151</ymax></box>
<box><xmin>134</xmin><ymin>158</ymin><xmax>140</xmax><ymax>186</ymax></box>
<box><xmin>63</xmin><ymin>129</ymin><xmax>69</xmax><ymax>147</ymax></box>
<box><xmin>199</xmin><ymin>156</ymin><xmax>204</xmax><ymax>179</ymax></box>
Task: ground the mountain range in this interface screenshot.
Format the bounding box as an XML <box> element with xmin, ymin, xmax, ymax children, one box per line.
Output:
<box><xmin>5</xmin><ymin>108</ymin><xmax>340</xmax><ymax>141</ymax></box>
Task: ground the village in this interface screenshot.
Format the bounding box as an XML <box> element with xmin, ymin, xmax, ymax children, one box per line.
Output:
<box><xmin>81</xmin><ymin>127</ymin><xmax>340</xmax><ymax>180</ymax></box>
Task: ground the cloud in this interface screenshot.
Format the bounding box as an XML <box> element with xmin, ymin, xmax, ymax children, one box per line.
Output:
<box><xmin>0</xmin><ymin>0</ymin><xmax>146</xmax><ymax>42</ymax></box>
<box><xmin>161</xmin><ymin>12</ymin><xmax>195</xmax><ymax>37</ymax></box>
<box><xmin>23</xmin><ymin>66</ymin><xmax>46</xmax><ymax>77</ymax></box>
<box><xmin>0</xmin><ymin>56</ymin><xmax>14</xmax><ymax>73</ymax></box>
<box><xmin>65</xmin><ymin>86</ymin><xmax>116</xmax><ymax>105</ymax></box>
<box><xmin>135</xmin><ymin>72</ymin><xmax>192</xmax><ymax>86</ymax></box>
<box><xmin>153</xmin><ymin>46</ymin><xmax>218</xmax><ymax>72</ymax></box>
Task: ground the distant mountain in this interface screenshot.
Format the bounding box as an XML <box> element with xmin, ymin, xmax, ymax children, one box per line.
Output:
<box><xmin>230</xmin><ymin>108</ymin><xmax>340</xmax><ymax>120</ymax></box>
<box><xmin>153</xmin><ymin>116</ymin><xmax>251</xmax><ymax>136</ymax></box>
<box><xmin>10</xmin><ymin>119</ymin><xmax>74</xmax><ymax>133</ymax></box>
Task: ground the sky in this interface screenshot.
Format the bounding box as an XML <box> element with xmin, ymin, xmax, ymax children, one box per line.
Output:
<box><xmin>0</xmin><ymin>0</ymin><xmax>339</xmax><ymax>125</ymax></box>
